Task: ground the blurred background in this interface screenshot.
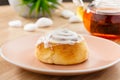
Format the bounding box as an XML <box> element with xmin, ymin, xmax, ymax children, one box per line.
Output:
<box><xmin>0</xmin><ymin>0</ymin><xmax>92</xmax><ymax>5</ymax></box>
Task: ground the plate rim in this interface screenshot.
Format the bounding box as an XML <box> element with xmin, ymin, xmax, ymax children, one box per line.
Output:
<box><xmin>0</xmin><ymin>35</ymin><xmax>120</xmax><ymax>74</ymax></box>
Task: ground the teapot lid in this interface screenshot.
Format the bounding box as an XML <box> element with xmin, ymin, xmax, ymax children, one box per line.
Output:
<box><xmin>89</xmin><ymin>0</ymin><xmax>120</xmax><ymax>14</ymax></box>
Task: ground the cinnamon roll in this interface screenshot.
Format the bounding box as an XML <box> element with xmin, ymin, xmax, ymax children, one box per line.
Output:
<box><xmin>35</xmin><ymin>29</ymin><xmax>88</xmax><ymax>65</ymax></box>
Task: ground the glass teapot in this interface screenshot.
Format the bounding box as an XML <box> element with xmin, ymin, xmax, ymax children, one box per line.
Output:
<box><xmin>73</xmin><ymin>0</ymin><xmax>120</xmax><ymax>39</ymax></box>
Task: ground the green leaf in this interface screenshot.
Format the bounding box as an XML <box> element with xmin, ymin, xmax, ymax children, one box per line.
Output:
<box><xmin>35</xmin><ymin>0</ymin><xmax>41</xmax><ymax>15</ymax></box>
<box><xmin>29</xmin><ymin>2</ymin><xmax>36</xmax><ymax>16</ymax></box>
<box><xmin>21</xmin><ymin>0</ymin><xmax>61</xmax><ymax>17</ymax></box>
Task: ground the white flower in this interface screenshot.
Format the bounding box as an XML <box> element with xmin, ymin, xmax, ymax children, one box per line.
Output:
<box><xmin>24</xmin><ymin>23</ymin><xmax>37</xmax><ymax>32</ymax></box>
<box><xmin>35</xmin><ymin>17</ymin><xmax>53</xmax><ymax>28</ymax></box>
<box><xmin>8</xmin><ymin>20</ymin><xmax>22</xmax><ymax>28</ymax></box>
<box><xmin>61</xmin><ymin>10</ymin><xmax>75</xmax><ymax>18</ymax></box>
<box><xmin>69</xmin><ymin>15</ymin><xmax>82</xmax><ymax>23</ymax></box>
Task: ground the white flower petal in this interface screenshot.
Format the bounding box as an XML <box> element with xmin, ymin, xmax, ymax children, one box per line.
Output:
<box><xmin>61</xmin><ymin>10</ymin><xmax>75</xmax><ymax>18</ymax></box>
<box><xmin>35</xmin><ymin>17</ymin><xmax>53</xmax><ymax>28</ymax></box>
<box><xmin>69</xmin><ymin>15</ymin><xmax>82</xmax><ymax>23</ymax></box>
<box><xmin>8</xmin><ymin>20</ymin><xmax>22</xmax><ymax>28</ymax></box>
<box><xmin>24</xmin><ymin>23</ymin><xmax>36</xmax><ymax>32</ymax></box>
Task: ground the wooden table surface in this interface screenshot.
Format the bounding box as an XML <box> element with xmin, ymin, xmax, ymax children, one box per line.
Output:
<box><xmin>0</xmin><ymin>2</ymin><xmax>120</xmax><ymax>80</ymax></box>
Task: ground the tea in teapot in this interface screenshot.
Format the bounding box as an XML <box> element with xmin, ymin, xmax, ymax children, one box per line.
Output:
<box><xmin>73</xmin><ymin>0</ymin><xmax>120</xmax><ymax>39</ymax></box>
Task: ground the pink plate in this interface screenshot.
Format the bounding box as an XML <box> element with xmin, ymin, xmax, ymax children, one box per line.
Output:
<box><xmin>1</xmin><ymin>35</ymin><xmax>120</xmax><ymax>76</ymax></box>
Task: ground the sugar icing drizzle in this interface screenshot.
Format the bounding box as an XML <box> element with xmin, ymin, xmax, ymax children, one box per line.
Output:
<box><xmin>36</xmin><ymin>29</ymin><xmax>84</xmax><ymax>48</ymax></box>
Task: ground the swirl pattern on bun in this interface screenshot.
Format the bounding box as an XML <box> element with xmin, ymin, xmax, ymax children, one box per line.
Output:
<box><xmin>36</xmin><ymin>29</ymin><xmax>84</xmax><ymax>48</ymax></box>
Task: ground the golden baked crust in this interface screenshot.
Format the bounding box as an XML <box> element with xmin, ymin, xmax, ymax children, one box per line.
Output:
<box><xmin>35</xmin><ymin>40</ymin><xmax>88</xmax><ymax>65</ymax></box>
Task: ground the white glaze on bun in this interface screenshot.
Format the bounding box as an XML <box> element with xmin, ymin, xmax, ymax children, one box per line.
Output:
<box><xmin>36</xmin><ymin>29</ymin><xmax>84</xmax><ymax>48</ymax></box>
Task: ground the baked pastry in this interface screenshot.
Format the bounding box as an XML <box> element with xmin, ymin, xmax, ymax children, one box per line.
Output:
<box><xmin>35</xmin><ymin>29</ymin><xmax>88</xmax><ymax>65</ymax></box>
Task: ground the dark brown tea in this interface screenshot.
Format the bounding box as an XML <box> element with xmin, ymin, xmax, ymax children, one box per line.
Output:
<box><xmin>78</xmin><ymin>6</ymin><xmax>120</xmax><ymax>39</ymax></box>
<box><xmin>91</xmin><ymin>12</ymin><xmax>120</xmax><ymax>38</ymax></box>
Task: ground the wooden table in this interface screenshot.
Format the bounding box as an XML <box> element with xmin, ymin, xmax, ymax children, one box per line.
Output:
<box><xmin>0</xmin><ymin>3</ymin><xmax>120</xmax><ymax>80</ymax></box>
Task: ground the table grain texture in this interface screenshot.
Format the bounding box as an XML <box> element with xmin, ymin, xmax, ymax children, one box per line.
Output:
<box><xmin>0</xmin><ymin>2</ymin><xmax>120</xmax><ymax>80</ymax></box>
